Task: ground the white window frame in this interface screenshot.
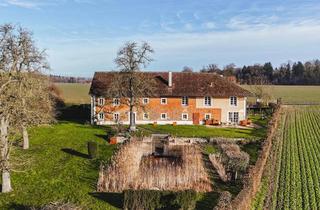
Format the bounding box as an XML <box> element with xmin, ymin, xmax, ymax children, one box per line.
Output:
<box><xmin>113</xmin><ymin>112</ymin><xmax>120</xmax><ymax>122</ymax></box>
<box><xmin>142</xmin><ymin>98</ymin><xmax>149</xmax><ymax>104</ymax></box>
<box><xmin>98</xmin><ymin>112</ymin><xmax>104</xmax><ymax>120</ymax></box>
<box><xmin>112</xmin><ymin>98</ymin><xmax>120</xmax><ymax>106</ymax></box>
<box><xmin>161</xmin><ymin>98</ymin><xmax>167</xmax><ymax>104</ymax></box>
<box><xmin>181</xmin><ymin>96</ymin><xmax>189</xmax><ymax>106</ymax></box>
<box><xmin>98</xmin><ymin>97</ymin><xmax>105</xmax><ymax>106</ymax></box>
<box><xmin>181</xmin><ymin>113</ymin><xmax>188</xmax><ymax>120</ymax></box>
<box><xmin>143</xmin><ymin>112</ymin><xmax>149</xmax><ymax>120</ymax></box>
<box><xmin>230</xmin><ymin>96</ymin><xmax>237</xmax><ymax>106</ymax></box>
<box><xmin>228</xmin><ymin>112</ymin><xmax>239</xmax><ymax>123</ymax></box>
<box><xmin>204</xmin><ymin>113</ymin><xmax>211</xmax><ymax>120</ymax></box>
<box><xmin>160</xmin><ymin>113</ymin><xmax>167</xmax><ymax>120</ymax></box>
<box><xmin>204</xmin><ymin>96</ymin><xmax>212</xmax><ymax>106</ymax></box>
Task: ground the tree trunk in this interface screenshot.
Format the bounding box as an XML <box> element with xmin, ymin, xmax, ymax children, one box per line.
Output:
<box><xmin>2</xmin><ymin>171</ymin><xmax>11</xmax><ymax>193</ymax></box>
<box><xmin>0</xmin><ymin>117</ymin><xmax>12</xmax><ymax>193</ymax></box>
<box><xmin>129</xmin><ymin>103</ymin><xmax>136</xmax><ymax>132</ymax></box>
<box><xmin>22</xmin><ymin>125</ymin><xmax>29</xmax><ymax>150</ymax></box>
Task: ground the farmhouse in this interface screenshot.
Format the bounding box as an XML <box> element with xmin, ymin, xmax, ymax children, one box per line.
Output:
<box><xmin>89</xmin><ymin>71</ymin><xmax>251</xmax><ymax>125</ymax></box>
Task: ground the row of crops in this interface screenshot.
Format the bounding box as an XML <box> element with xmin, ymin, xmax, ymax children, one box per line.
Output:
<box><xmin>253</xmin><ymin>105</ymin><xmax>320</xmax><ymax>210</ymax></box>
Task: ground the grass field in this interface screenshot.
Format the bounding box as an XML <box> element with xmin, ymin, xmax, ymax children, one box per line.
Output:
<box><xmin>139</xmin><ymin>124</ymin><xmax>266</xmax><ymax>139</ymax></box>
<box><xmin>0</xmin><ymin>117</ymin><xmax>266</xmax><ymax>209</ymax></box>
<box><xmin>0</xmin><ymin>123</ymin><xmax>118</xmax><ymax>210</ymax></box>
<box><xmin>55</xmin><ymin>83</ymin><xmax>320</xmax><ymax>105</ymax></box>
<box><xmin>242</xmin><ymin>85</ymin><xmax>320</xmax><ymax>104</ymax></box>
<box><xmin>56</xmin><ymin>83</ymin><xmax>91</xmax><ymax>104</ymax></box>
<box><xmin>253</xmin><ymin>105</ymin><xmax>320</xmax><ymax>210</ymax></box>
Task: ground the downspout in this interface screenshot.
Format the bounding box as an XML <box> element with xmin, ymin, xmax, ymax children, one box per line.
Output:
<box><xmin>244</xmin><ymin>97</ymin><xmax>247</xmax><ymax>119</ymax></box>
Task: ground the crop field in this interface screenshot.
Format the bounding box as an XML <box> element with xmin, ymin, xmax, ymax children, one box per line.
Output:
<box><xmin>55</xmin><ymin>83</ymin><xmax>320</xmax><ymax>105</ymax></box>
<box><xmin>253</xmin><ymin>105</ymin><xmax>320</xmax><ymax>209</ymax></box>
<box><xmin>56</xmin><ymin>83</ymin><xmax>91</xmax><ymax>104</ymax></box>
<box><xmin>242</xmin><ymin>85</ymin><xmax>320</xmax><ymax>104</ymax></box>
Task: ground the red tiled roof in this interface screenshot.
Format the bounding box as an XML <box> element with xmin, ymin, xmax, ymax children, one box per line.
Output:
<box><xmin>89</xmin><ymin>71</ymin><xmax>251</xmax><ymax>97</ymax></box>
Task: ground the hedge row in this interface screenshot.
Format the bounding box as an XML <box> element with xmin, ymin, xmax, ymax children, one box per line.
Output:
<box><xmin>123</xmin><ymin>189</ymin><xmax>197</xmax><ymax>210</ymax></box>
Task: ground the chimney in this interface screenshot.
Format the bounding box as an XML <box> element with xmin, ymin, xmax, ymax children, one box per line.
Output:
<box><xmin>168</xmin><ymin>72</ymin><xmax>172</xmax><ymax>87</ymax></box>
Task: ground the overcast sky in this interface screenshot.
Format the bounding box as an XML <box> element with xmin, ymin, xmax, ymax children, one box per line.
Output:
<box><xmin>1</xmin><ymin>0</ymin><xmax>320</xmax><ymax>76</ymax></box>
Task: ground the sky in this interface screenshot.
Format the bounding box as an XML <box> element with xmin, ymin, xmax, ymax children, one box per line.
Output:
<box><xmin>1</xmin><ymin>0</ymin><xmax>320</xmax><ymax>77</ymax></box>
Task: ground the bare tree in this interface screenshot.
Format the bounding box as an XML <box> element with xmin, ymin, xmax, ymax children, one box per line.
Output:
<box><xmin>200</xmin><ymin>64</ymin><xmax>221</xmax><ymax>74</ymax></box>
<box><xmin>19</xmin><ymin>73</ymin><xmax>55</xmax><ymax>149</ymax></box>
<box><xmin>108</xmin><ymin>41</ymin><xmax>155</xmax><ymax>131</ymax></box>
<box><xmin>182</xmin><ymin>66</ymin><xmax>193</xmax><ymax>72</ymax></box>
<box><xmin>0</xmin><ymin>24</ymin><xmax>53</xmax><ymax>192</ymax></box>
<box><xmin>249</xmin><ymin>77</ymin><xmax>274</xmax><ymax>106</ymax></box>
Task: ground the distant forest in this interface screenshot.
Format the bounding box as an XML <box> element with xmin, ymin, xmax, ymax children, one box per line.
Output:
<box><xmin>197</xmin><ymin>59</ymin><xmax>320</xmax><ymax>85</ymax></box>
<box><xmin>51</xmin><ymin>59</ymin><xmax>320</xmax><ymax>85</ymax></box>
<box><xmin>50</xmin><ymin>75</ymin><xmax>92</xmax><ymax>83</ymax></box>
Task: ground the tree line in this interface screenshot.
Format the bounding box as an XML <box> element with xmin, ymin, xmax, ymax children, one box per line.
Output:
<box><xmin>184</xmin><ymin>60</ymin><xmax>320</xmax><ymax>85</ymax></box>
<box><xmin>50</xmin><ymin>75</ymin><xmax>91</xmax><ymax>83</ymax></box>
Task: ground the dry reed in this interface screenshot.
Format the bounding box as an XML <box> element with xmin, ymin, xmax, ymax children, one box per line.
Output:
<box><xmin>97</xmin><ymin>140</ymin><xmax>212</xmax><ymax>192</ymax></box>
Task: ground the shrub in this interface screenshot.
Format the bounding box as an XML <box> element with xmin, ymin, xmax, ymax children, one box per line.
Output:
<box><xmin>219</xmin><ymin>143</ymin><xmax>250</xmax><ymax>180</ymax></box>
<box><xmin>123</xmin><ymin>190</ymin><xmax>198</xmax><ymax>210</ymax></box>
<box><xmin>173</xmin><ymin>190</ymin><xmax>198</xmax><ymax>210</ymax></box>
<box><xmin>123</xmin><ymin>190</ymin><xmax>162</xmax><ymax>210</ymax></box>
<box><xmin>87</xmin><ymin>141</ymin><xmax>98</xmax><ymax>159</ymax></box>
<box><xmin>213</xmin><ymin>191</ymin><xmax>232</xmax><ymax>210</ymax></box>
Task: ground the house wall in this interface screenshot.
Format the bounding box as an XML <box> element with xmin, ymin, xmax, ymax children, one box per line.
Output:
<box><xmin>92</xmin><ymin>96</ymin><xmax>246</xmax><ymax>125</ymax></box>
<box><xmin>196</xmin><ymin>97</ymin><xmax>246</xmax><ymax>123</ymax></box>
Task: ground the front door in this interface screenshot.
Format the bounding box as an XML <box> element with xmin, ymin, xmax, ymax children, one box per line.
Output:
<box><xmin>193</xmin><ymin>113</ymin><xmax>200</xmax><ymax>125</ymax></box>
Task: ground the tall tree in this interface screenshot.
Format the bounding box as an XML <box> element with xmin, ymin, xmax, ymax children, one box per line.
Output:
<box><xmin>292</xmin><ymin>61</ymin><xmax>304</xmax><ymax>84</ymax></box>
<box><xmin>223</xmin><ymin>63</ymin><xmax>236</xmax><ymax>76</ymax></box>
<box><xmin>263</xmin><ymin>62</ymin><xmax>273</xmax><ymax>81</ymax></box>
<box><xmin>0</xmin><ymin>24</ymin><xmax>54</xmax><ymax>192</ymax></box>
<box><xmin>109</xmin><ymin>41</ymin><xmax>155</xmax><ymax>131</ymax></box>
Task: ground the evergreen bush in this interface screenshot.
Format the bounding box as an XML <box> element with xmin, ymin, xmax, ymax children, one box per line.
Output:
<box><xmin>87</xmin><ymin>141</ymin><xmax>98</xmax><ymax>159</ymax></box>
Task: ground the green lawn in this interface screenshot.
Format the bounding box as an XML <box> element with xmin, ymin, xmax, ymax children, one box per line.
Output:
<box><xmin>0</xmin><ymin>113</ymin><xmax>267</xmax><ymax>209</ymax></box>
<box><xmin>0</xmin><ymin>122</ymin><xmax>119</xmax><ymax>210</ymax></box>
<box><xmin>139</xmin><ymin>124</ymin><xmax>267</xmax><ymax>139</ymax></box>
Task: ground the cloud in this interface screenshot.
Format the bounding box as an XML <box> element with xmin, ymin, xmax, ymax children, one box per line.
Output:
<box><xmin>2</xmin><ymin>0</ymin><xmax>77</xmax><ymax>9</ymax></box>
<box><xmin>46</xmin><ymin>19</ymin><xmax>320</xmax><ymax>76</ymax></box>
<box><xmin>202</xmin><ymin>22</ymin><xmax>216</xmax><ymax>29</ymax></box>
<box><xmin>184</xmin><ymin>23</ymin><xmax>193</xmax><ymax>31</ymax></box>
<box><xmin>5</xmin><ymin>0</ymin><xmax>39</xmax><ymax>8</ymax></box>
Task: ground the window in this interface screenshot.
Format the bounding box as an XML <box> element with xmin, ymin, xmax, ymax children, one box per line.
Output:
<box><xmin>113</xmin><ymin>98</ymin><xmax>120</xmax><ymax>106</ymax></box>
<box><xmin>204</xmin><ymin>113</ymin><xmax>211</xmax><ymax>120</ymax></box>
<box><xmin>204</xmin><ymin>96</ymin><xmax>211</xmax><ymax>106</ymax></box>
<box><xmin>143</xmin><ymin>98</ymin><xmax>149</xmax><ymax>104</ymax></box>
<box><xmin>161</xmin><ymin>113</ymin><xmax>167</xmax><ymax>120</ymax></box>
<box><xmin>98</xmin><ymin>112</ymin><xmax>104</xmax><ymax>120</ymax></box>
<box><xmin>143</xmin><ymin>113</ymin><xmax>149</xmax><ymax>120</ymax></box>
<box><xmin>181</xmin><ymin>96</ymin><xmax>189</xmax><ymax>106</ymax></box>
<box><xmin>230</xmin><ymin>96</ymin><xmax>237</xmax><ymax>106</ymax></box>
<box><xmin>113</xmin><ymin>113</ymin><xmax>120</xmax><ymax>122</ymax></box>
<box><xmin>181</xmin><ymin>113</ymin><xmax>188</xmax><ymax>120</ymax></box>
<box><xmin>228</xmin><ymin>112</ymin><xmax>239</xmax><ymax>123</ymax></box>
<box><xmin>161</xmin><ymin>98</ymin><xmax>167</xmax><ymax>104</ymax></box>
<box><xmin>98</xmin><ymin>98</ymin><xmax>105</xmax><ymax>106</ymax></box>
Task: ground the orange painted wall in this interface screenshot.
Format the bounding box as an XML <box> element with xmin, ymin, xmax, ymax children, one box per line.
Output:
<box><xmin>95</xmin><ymin>97</ymin><xmax>221</xmax><ymax>123</ymax></box>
